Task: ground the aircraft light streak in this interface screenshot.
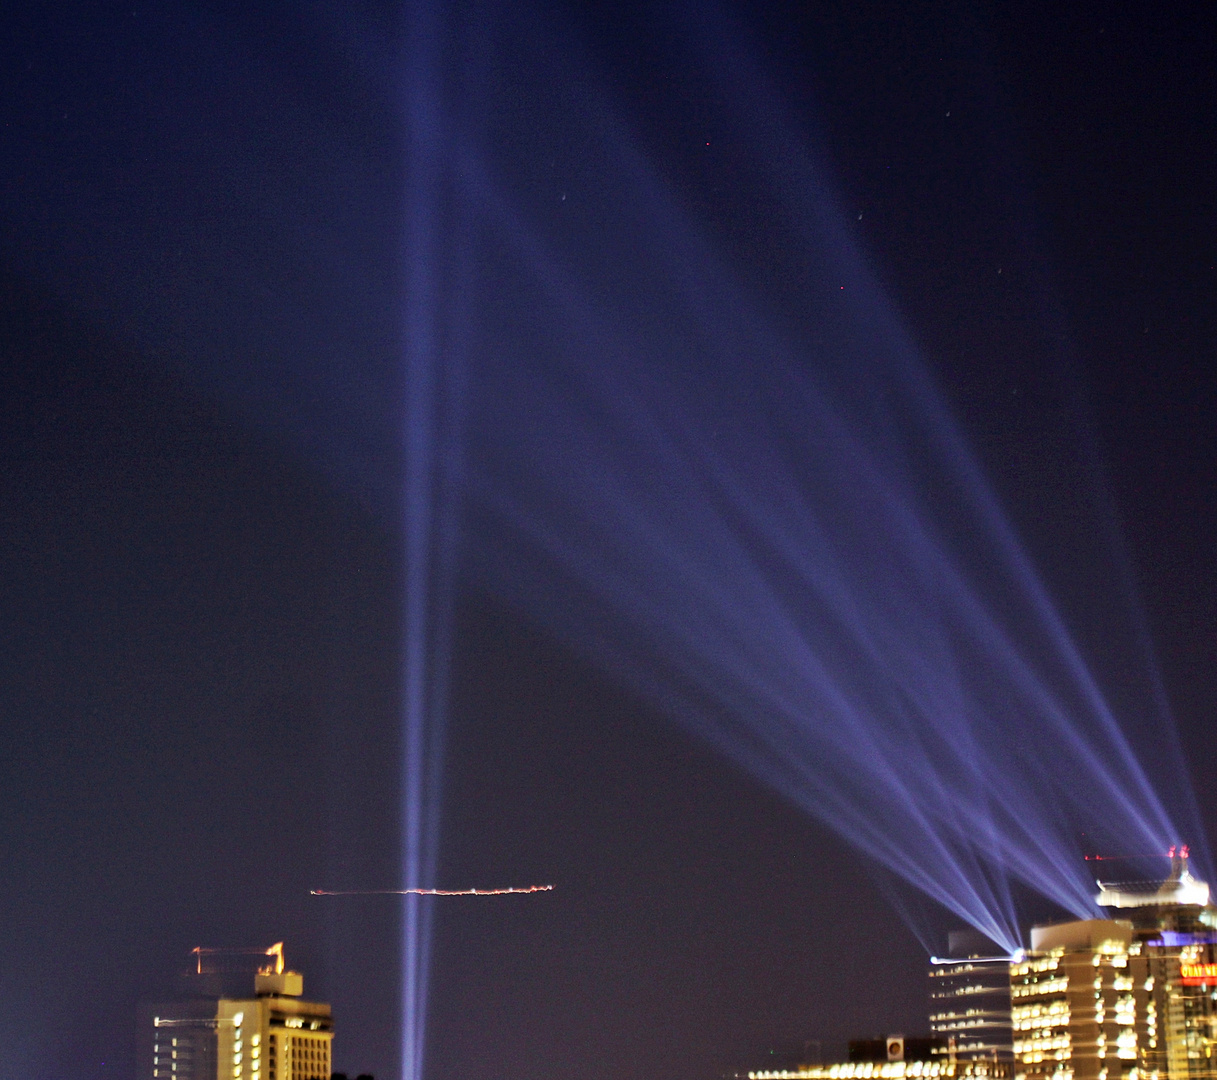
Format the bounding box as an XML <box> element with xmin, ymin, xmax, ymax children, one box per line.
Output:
<box><xmin>311</xmin><ymin>885</ymin><xmax>554</xmax><ymax>896</ymax></box>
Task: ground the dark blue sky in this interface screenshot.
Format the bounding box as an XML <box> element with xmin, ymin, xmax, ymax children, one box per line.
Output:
<box><xmin>1</xmin><ymin>2</ymin><xmax>1215</xmax><ymax>1079</ymax></box>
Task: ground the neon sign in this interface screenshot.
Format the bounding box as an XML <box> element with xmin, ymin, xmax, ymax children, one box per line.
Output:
<box><xmin>1179</xmin><ymin>964</ymin><xmax>1217</xmax><ymax>985</ymax></box>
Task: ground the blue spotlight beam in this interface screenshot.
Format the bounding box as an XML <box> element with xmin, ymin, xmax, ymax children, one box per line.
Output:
<box><xmin>401</xmin><ymin>1</ymin><xmax>459</xmax><ymax>1079</ymax></box>
<box><xmin>454</xmin><ymin>15</ymin><xmax>1204</xmax><ymax>952</ymax></box>
<box><xmin>674</xmin><ymin>1</ymin><xmax>1198</xmax><ymax>872</ymax></box>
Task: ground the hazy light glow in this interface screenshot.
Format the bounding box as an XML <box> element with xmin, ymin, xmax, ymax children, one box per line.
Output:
<box><xmin>456</xmin><ymin>14</ymin><xmax>1206</xmax><ymax>952</ymax></box>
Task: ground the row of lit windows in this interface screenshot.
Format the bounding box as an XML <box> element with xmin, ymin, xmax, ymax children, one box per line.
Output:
<box><xmin>1014</xmin><ymin>1036</ymin><xmax>1071</xmax><ymax>1055</ymax></box>
<box><xmin>283</xmin><ymin>1017</ymin><xmax>328</xmax><ymax>1031</ymax></box>
<box><xmin>934</xmin><ymin>1020</ymin><xmax>1015</xmax><ymax>1034</ymax></box>
<box><xmin>1012</xmin><ymin>959</ymin><xmax>1061</xmax><ymax>977</ymax></box>
<box><xmin>1013</xmin><ymin>1002</ymin><xmax>1070</xmax><ymax>1025</ymax></box>
<box><xmin>930</xmin><ymin>964</ymin><xmax>996</xmax><ymax>977</ymax></box>
<box><xmin>1013</xmin><ymin>979</ymin><xmax>1068</xmax><ymax>998</ymax></box>
<box><xmin>1093</xmin><ymin>942</ymin><xmax>1130</xmax><ymax>957</ymax></box>
<box><xmin>935</xmin><ymin>984</ymin><xmax>995</xmax><ymax>996</ymax></box>
<box><xmin>930</xmin><ymin>1007</ymin><xmax>1007</xmax><ymax>1021</ymax></box>
<box><xmin>1019</xmin><ymin>1053</ymin><xmax>1069</xmax><ymax>1065</ymax></box>
<box><xmin>1018</xmin><ymin>1051</ymin><xmax>1072</xmax><ymax>1066</ymax></box>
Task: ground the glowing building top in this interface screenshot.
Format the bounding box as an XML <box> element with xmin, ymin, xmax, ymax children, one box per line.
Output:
<box><xmin>138</xmin><ymin>944</ymin><xmax>332</xmax><ymax>1080</ymax></box>
<box><xmin>1094</xmin><ymin>848</ymin><xmax>1210</xmax><ymax>910</ymax></box>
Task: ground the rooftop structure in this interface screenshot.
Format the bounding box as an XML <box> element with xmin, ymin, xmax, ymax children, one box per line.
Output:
<box><xmin>1095</xmin><ymin>851</ymin><xmax>1211</xmax><ymax>911</ymax></box>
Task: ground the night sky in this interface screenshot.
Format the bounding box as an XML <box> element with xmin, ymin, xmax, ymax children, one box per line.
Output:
<box><xmin>1</xmin><ymin>2</ymin><xmax>1216</xmax><ymax>1080</ymax></box>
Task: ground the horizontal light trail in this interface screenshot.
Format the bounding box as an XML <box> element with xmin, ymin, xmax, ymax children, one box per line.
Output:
<box><xmin>310</xmin><ymin>885</ymin><xmax>554</xmax><ymax>896</ymax></box>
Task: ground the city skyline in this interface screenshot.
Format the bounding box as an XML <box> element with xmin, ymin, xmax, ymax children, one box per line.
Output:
<box><xmin>0</xmin><ymin>1</ymin><xmax>1214</xmax><ymax>1079</ymax></box>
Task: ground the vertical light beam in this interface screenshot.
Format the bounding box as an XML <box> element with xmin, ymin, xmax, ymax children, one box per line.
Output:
<box><xmin>402</xmin><ymin>1</ymin><xmax>447</xmax><ymax>1079</ymax></box>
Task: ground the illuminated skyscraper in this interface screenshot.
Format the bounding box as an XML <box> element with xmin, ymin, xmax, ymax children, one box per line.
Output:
<box><xmin>138</xmin><ymin>944</ymin><xmax>333</xmax><ymax>1080</ymax></box>
<box><xmin>1011</xmin><ymin>851</ymin><xmax>1217</xmax><ymax>1080</ymax></box>
<box><xmin>1095</xmin><ymin>850</ymin><xmax>1217</xmax><ymax>1080</ymax></box>
<box><xmin>1010</xmin><ymin>918</ymin><xmax>1139</xmax><ymax>1080</ymax></box>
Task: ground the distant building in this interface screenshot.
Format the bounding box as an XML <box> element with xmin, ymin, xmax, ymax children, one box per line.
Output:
<box><xmin>850</xmin><ymin>1037</ymin><xmax>947</xmax><ymax>1064</ymax></box>
<box><xmin>930</xmin><ymin>930</ymin><xmax>1014</xmax><ymax>1062</ymax></box>
<box><xmin>749</xmin><ymin>1060</ymin><xmax>1008</xmax><ymax>1080</ymax></box>
<box><xmin>137</xmin><ymin>943</ymin><xmax>333</xmax><ymax>1080</ymax></box>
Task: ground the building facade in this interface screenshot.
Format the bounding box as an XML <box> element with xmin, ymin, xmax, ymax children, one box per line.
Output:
<box><xmin>1009</xmin><ymin>918</ymin><xmax>1139</xmax><ymax>1080</ymax></box>
<box><xmin>931</xmin><ymin>931</ymin><xmax>1015</xmax><ymax>1062</ymax></box>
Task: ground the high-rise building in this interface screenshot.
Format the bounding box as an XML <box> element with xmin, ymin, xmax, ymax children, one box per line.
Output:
<box><xmin>1095</xmin><ymin>850</ymin><xmax>1217</xmax><ymax>1080</ymax></box>
<box><xmin>930</xmin><ymin>930</ymin><xmax>1014</xmax><ymax>1062</ymax></box>
<box><xmin>138</xmin><ymin>944</ymin><xmax>333</xmax><ymax>1080</ymax></box>
<box><xmin>1009</xmin><ymin>918</ymin><xmax>1139</xmax><ymax>1080</ymax></box>
<box><xmin>1010</xmin><ymin>850</ymin><xmax>1217</xmax><ymax>1080</ymax></box>
<box><xmin>850</xmin><ymin>1036</ymin><xmax>946</xmax><ymax>1063</ymax></box>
